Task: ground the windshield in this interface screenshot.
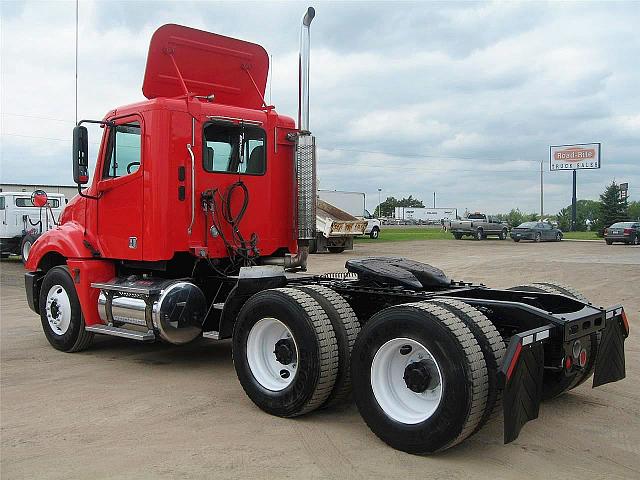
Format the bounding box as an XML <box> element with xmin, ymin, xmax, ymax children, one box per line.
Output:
<box><xmin>610</xmin><ymin>222</ymin><xmax>634</xmax><ymax>228</ymax></box>
<box><xmin>467</xmin><ymin>214</ymin><xmax>485</xmax><ymax>220</ymax></box>
<box><xmin>517</xmin><ymin>222</ymin><xmax>538</xmax><ymax>228</ymax></box>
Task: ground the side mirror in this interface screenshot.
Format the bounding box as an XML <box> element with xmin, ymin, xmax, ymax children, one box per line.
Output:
<box><xmin>73</xmin><ymin>125</ymin><xmax>89</xmax><ymax>184</ymax></box>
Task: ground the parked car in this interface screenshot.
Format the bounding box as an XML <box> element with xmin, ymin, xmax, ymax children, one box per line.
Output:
<box><xmin>604</xmin><ymin>222</ymin><xmax>640</xmax><ymax>245</ymax></box>
<box><xmin>510</xmin><ymin>222</ymin><xmax>563</xmax><ymax>242</ymax></box>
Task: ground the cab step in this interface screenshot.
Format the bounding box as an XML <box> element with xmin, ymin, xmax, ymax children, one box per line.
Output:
<box><xmin>85</xmin><ymin>324</ymin><xmax>156</xmax><ymax>342</ymax></box>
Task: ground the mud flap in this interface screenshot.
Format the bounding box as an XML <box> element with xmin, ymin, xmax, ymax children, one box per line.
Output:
<box><xmin>500</xmin><ymin>326</ymin><xmax>550</xmax><ymax>444</ymax></box>
<box><xmin>593</xmin><ymin>306</ymin><xmax>628</xmax><ymax>388</ymax></box>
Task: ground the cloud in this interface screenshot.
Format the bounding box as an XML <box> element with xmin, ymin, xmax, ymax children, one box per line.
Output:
<box><xmin>1</xmin><ymin>0</ymin><xmax>638</xmax><ymax>216</ymax></box>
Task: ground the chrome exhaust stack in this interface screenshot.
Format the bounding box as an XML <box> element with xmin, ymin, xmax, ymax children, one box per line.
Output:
<box><xmin>298</xmin><ymin>7</ymin><xmax>315</xmax><ymax>132</ymax></box>
<box><xmin>293</xmin><ymin>7</ymin><xmax>316</xmax><ymax>270</ymax></box>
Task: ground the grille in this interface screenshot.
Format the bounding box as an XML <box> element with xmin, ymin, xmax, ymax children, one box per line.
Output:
<box><xmin>295</xmin><ymin>134</ymin><xmax>317</xmax><ymax>240</ymax></box>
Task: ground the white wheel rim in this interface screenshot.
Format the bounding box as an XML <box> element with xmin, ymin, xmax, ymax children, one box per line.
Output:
<box><xmin>23</xmin><ymin>241</ymin><xmax>32</xmax><ymax>260</ymax></box>
<box><xmin>371</xmin><ymin>338</ymin><xmax>443</xmax><ymax>424</ymax></box>
<box><xmin>246</xmin><ymin>318</ymin><xmax>298</xmax><ymax>391</ymax></box>
<box><xmin>45</xmin><ymin>284</ymin><xmax>72</xmax><ymax>335</ymax></box>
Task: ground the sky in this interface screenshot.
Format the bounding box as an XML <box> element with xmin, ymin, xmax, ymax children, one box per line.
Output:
<box><xmin>1</xmin><ymin>0</ymin><xmax>638</xmax><ymax>215</ymax></box>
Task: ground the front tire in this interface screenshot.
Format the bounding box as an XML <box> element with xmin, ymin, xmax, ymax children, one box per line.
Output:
<box><xmin>556</xmin><ymin>232</ymin><xmax>562</xmax><ymax>241</ymax></box>
<box><xmin>453</xmin><ymin>233</ymin><xmax>463</xmax><ymax>240</ymax></box>
<box><xmin>534</xmin><ymin>232</ymin><xmax>542</xmax><ymax>243</ymax></box>
<box><xmin>499</xmin><ymin>229</ymin><xmax>507</xmax><ymax>240</ymax></box>
<box><xmin>232</xmin><ymin>288</ymin><xmax>338</xmax><ymax>417</ymax></box>
<box><xmin>475</xmin><ymin>229</ymin><xmax>484</xmax><ymax>240</ymax></box>
<box><xmin>369</xmin><ymin>227</ymin><xmax>380</xmax><ymax>239</ymax></box>
<box><xmin>605</xmin><ymin>239</ymin><xmax>613</xmax><ymax>245</ymax></box>
<box><xmin>21</xmin><ymin>234</ymin><xmax>38</xmax><ymax>264</ymax></box>
<box><xmin>327</xmin><ymin>246</ymin><xmax>345</xmax><ymax>253</ymax></box>
<box><xmin>351</xmin><ymin>301</ymin><xmax>488</xmax><ymax>454</ymax></box>
<box><xmin>39</xmin><ymin>266</ymin><xmax>93</xmax><ymax>352</ymax></box>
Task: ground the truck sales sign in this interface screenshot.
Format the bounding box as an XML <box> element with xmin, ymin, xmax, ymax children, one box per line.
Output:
<box><xmin>550</xmin><ymin>143</ymin><xmax>601</xmax><ymax>171</ymax></box>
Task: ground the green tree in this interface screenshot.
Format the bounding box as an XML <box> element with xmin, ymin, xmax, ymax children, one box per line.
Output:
<box><xmin>628</xmin><ymin>200</ymin><xmax>640</xmax><ymax>221</ymax></box>
<box><xmin>376</xmin><ymin>195</ymin><xmax>424</xmax><ymax>217</ymax></box>
<box><xmin>557</xmin><ymin>199</ymin><xmax>601</xmax><ymax>231</ymax></box>
<box><xmin>596</xmin><ymin>180</ymin><xmax>628</xmax><ymax>232</ymax></box>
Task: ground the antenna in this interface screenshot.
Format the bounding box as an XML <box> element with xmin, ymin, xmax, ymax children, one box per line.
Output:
<box><xmin>75</xmin><ymin>0</ymin><xmax>78</xmax><ymax>125</ymax></box>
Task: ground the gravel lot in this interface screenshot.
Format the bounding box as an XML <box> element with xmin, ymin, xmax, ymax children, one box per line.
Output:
<box><xmin>1</xmin><ymin>240</ymin><xmax>639</xmax><ymax>479</ymax></box>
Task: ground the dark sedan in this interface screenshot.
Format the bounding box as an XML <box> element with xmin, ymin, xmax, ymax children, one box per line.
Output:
<box><xmin>604</xmin><ymin>222</ymin><xmax>640</xmax><ymax>245</ymax></box>
<box><xmin>511</xmin><ymin>222</ymin><xmax>563</xmax><ymax>242</ymax></box>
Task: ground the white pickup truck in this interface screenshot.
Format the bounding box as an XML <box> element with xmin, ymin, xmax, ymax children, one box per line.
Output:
<box><xmin>0</xmin><ymin>191</ymin><xmax>66</xmax><ymax>261</ymax></box>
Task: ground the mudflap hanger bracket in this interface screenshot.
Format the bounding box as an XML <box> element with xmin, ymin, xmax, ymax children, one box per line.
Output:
<box><xmin>500</xmin><ymin>305</ymin><xmax>628</xmax><ymax>444</ymax></box>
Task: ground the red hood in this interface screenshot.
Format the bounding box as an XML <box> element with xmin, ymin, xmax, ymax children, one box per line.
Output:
<box><xmin>142</xmin><ymin>24</ymin><xmax>269</xmax><ymax>109</ymax></box>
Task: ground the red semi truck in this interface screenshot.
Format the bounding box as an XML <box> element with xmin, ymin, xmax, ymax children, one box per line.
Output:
<box><xmin>24</xmin><ymin>9</ymin><xmax>628</xmax><ymax>454</ymax></box>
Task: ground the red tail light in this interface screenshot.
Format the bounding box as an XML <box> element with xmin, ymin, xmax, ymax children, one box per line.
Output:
<box><xmin>624</xmin><ymin>228</ymin><xmax>633</xmax><ymax>235</ymax></box>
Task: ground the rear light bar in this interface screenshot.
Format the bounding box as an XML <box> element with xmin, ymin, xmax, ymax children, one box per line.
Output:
<box><xmin>502</xmin><ymin>326</ymin><xmax>551</xmax><ymax>383</ymax></box>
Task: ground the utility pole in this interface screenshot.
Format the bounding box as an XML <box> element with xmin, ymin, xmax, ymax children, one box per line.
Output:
<box><xmin>377</xmin><ymin>188</ymin><xmax>382</xmax><ymax>218</ymax></box>
<box><xmin>433</xmin><ymin>191</ymin><xmax>436</xmax><ymax>208</ymax></box>
<box><xmin>571</xmin><ymin>170</ymin><xmax>577</xmax><ymax>231</ymax></box>
<box><xmin>540</xmin><ymin>159</ymin><xmax>544</xmax><ymax>220</ymax></box>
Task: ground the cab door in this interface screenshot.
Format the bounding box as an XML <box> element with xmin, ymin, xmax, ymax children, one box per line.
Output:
<box><xmin>96</xmin><ymin>117</ymin><xmax>144</xmax><ymax>260</ymax></box>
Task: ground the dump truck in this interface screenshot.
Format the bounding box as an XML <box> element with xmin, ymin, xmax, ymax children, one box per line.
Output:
<box><xmin>312</xmin><ymin>199</ymin><xmax>367</xmax><ymax>253</ymax></box>
<box><xmin>23</xmin><ymin>9</ymin><xmax>628</xmax><ymax>454</ymax></box>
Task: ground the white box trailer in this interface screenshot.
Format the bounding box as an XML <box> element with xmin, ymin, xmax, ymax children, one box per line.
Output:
<box><xmin>0</xmin><ymin>191</ymin><xmax>66</xmax><ymax>261</ymax></box>
<box><xmin>318</xmin><ymin>190</ymin><xmax>382</xmax><ymax>239</ymax></box>
<box><xmin>394</xmin><ymin>207</ymin><xmax>458</xmax><ymax>223</ymax></box>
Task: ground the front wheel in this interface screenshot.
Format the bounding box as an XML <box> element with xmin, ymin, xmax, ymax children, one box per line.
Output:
<box><xmin>632</xmin><ymin>235</ymin><xmax>639</xmax><ymax>246</ymax></box>
<box><xmin>605</xmin><ymin>239</ymin><xmax>613</xmax><ymax>245</ymax></box>
<box><xmin>499</xmin><ymin>229</ymin><xmax>507</xmax><ymax>240</ymax></box>
<box><xmin>369</xmin><ymin>227</ymin><xmax>380</xmax><ymax>239</ymax></box>
<box><xmin>475</xmin><ymin>229</ymin><xmax>484</xmax><ymax>240</ymax></box>
<box><xmin>21</xmin><ymin>234</ymin><xmax>38</xmax><ymax>264</ymax></box>
<box><xmin>453</xmin><ymin>233</ymin><xmax>463</xmax><ymax>240</ymax></box>
<box><xmin>556</xmin><ymin>232</ymin><xmax>562</xmax><ymax>241</ymax></box>
<box><xmin>534</xmin><ymin>232</ymin><xmax>542</xmax><ymax>243</ymax></box>
<box><xmin>512</xmin><ymin>238</ymin><xmax>520</xmax><ymax>242</ymax></box>
<box><xmin>327</xmin><ymin>246</ymin><xmax>345</xmax><ymax>254</ymax></box>
<box><xmin>39</xmin><ymin>266</ymin><xmax>94</xmax><ymax>352</ymax></box>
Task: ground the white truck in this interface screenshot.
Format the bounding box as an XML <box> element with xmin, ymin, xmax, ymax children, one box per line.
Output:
<box><xmin>394</xmin><ymin>206</ymin><xmax>458</xmax><ymax>224</ymax></box>
<box><xmin>318</xmin><ymin>190</ymin><xmax>382</xmax><ymax>239</ymax></box>
<box><xmin>312</xmin><ymin>199</ymin><xmax>368</xmax><ymax>253</ymax></box>
<box><xmin>0</xmin><ymin>191</ymin><xmax>66</xmax><ymax>261</ymax></box>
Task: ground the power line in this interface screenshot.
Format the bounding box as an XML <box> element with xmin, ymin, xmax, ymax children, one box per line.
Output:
<box><xmin>1</xmin><ymin>113</ymin><xmax>75</xmax><ymax>123</ymax></box>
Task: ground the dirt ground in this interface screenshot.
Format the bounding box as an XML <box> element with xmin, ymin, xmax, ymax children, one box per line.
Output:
<box><xmin>1</xmin><ymin>240</ymin><xmax>639</xmax><ymax>479</ymax></box>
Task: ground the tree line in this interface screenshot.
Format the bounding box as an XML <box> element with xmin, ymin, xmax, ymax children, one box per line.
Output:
<box><xmin>374</xmin><ymin>181</ymin><xmax>639</xmax><ymax>232</ymax></box>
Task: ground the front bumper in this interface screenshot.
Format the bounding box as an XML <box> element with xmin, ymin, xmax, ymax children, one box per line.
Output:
<box><xmin>500</xmin><ymin>305</ymin><xmax>628</xmax><ymax>443</ymax></box>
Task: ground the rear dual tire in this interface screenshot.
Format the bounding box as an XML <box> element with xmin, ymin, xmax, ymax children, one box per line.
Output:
<box><xmin>233</xmin><ymin>286</ymin><xmax>360</xmax><ymax>417</ymax></box>
<box><xmin>351</xmin><ymin>301</ymin><xmax>493</xmax><ymax>454</ymax></box>
<box><xmin>233</xmin><ymin>288</ymin><xmax>339</xmax><ymax>417</ymax></box>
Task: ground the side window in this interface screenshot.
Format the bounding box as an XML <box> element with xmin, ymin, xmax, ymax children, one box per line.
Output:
<box><xmin>103</xmin><ymin>121</ymin><xmax>141</xmax><ymax>179</ymax></box>
<box><xmin>203</xmin><ymin>123</ymin><xmax>265</xmax><ymax>175</ymax></box>
<box><xmin>15</xmin><ymin>198</ymin><xmax>60</xmax><ymax>208</ymax></box>
<box><xmin>0</xmin><ymin>197</ymin><xmax>5</xmax><ymax>210</ymax></box>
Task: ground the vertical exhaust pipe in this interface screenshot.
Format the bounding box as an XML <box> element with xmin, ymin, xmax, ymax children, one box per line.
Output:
<box><xmin>263</xmin><ymin>7</ymin><xmax>316</xmax><ymax>270</ymax></box>
<box><xmin>298</xmin><ymin>7</ymin><xmax>315</xmax><ymax>131</ymax></box>
<box><xmin>294</xmin><ymin>6</ymin><xmax>317</xmax><ymax>258</ymax></box>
